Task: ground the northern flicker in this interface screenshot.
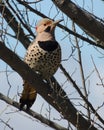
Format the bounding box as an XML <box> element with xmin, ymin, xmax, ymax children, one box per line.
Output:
<box><xmin>20</xmin><ymin>18</ymin><xmax>62</xmax><ymax>110</ymax></box>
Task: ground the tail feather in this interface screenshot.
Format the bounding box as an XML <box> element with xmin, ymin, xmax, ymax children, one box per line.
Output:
<box><xmin>20</xmin><ymin>81</ymin><xmax>37</xmax><ymax>110</ymax></box>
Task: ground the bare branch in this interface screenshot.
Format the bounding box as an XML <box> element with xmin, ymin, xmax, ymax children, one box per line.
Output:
<box><xmin>0</xmin><ymin>3</ymin><xmax>30</xmax><ymax>48</ymax></box>
<box><xmin>6</xmin><ymin>0</ymin><xmax>35</xmax><ymax>38</ymax></box>
<box><xmin>16</xmin><ymin>0</ymin><xmax>101</xmax><ymax>49</ymax></box>
<box><xmin>60</xmin><ymin>64</ymin><xmax>104</xmax><ymax>125</ymax></box>
<box><xmin>1</xmin><ymin>0</ymin><xmax>104</xmax><ymax>50</ymax></box>
<box><xmin>23</xmin><ymin>0</ymin><xmax>43</xmax><ymax>4</ymax></box>
<box><xmin>0</xmin><ymin>118</ymin><xmax>13</xmax><ymax>130</ymax></box>
<box><xmin>72</xmin><ymin>22</ymin><xmax>90</xmax><ymax>119</ymax></box>
<box><xmin>52</xmin><ymin>0</ymin><xmax>104</xmax><ymax>49</ymax></box>
<box><xmin>91</xmin><ymin>56</ymin><xmax>104</xmax><ymax>87</ymax></box>
<box><xmin>0</xmin><ymin>92</ymin><xmax>67</xmax><ymax>130</ymax></box>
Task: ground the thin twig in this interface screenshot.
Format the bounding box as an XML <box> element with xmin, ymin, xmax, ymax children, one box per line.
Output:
<box><xmin>6</xmin><ymin>1</ymin><xmax>35</xmax><ymax>38</ymax></box>
<box><xmin>0</xmin><ymin>118</ymin><xmax>14</xmax><ymax>130</ymax></box>
<box><xmin>23</xmin><ymin>0</ymin><xmax>43</xmax><ymax>4</ymax></box>
<box><xmin>91</xmin><ymin>56</ymin><xmax>104</xmax><ymax>87</ymax></box>
<box><xmin>5</xmin><ymin>65</ymin><xmax>12</xmax><ymax>97</ymax></box>
<box><xmin>60</xmin><ymin>64</ymin><xmax>104</xmax><ymax>125</ymax></box>
<box><xmin>72</xmin><ymin>22</ymin><xmax>90</xmax><ymax>119</ymax></box>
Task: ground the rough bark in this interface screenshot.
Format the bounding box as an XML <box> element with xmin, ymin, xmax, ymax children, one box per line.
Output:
<box><xmin>52</xmin><ymin>0</ymin><xmax>104</xmax><ymax>49</ymax></box>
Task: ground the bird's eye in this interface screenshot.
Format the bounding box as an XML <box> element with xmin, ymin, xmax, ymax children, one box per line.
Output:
<box><xmin>44</xmin><ymin>24</ymin><xmax>46</xmax><ymax>26</ymax></box>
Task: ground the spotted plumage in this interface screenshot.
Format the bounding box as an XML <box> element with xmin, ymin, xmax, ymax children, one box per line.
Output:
<box><xmin>20</xmin><ymin>18</ymin><xmax>62</xmax><ymax>110</ymax></box>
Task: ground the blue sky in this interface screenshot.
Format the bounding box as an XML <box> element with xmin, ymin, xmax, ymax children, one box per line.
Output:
<box><xmin>0</xmin><ymin>0</ymin><xmax>104</xmax><ymax>130</ymax></box>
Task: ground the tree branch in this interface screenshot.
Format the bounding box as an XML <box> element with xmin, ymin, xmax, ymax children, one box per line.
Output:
<box><xmin>52</xmin><ymin>0</ymin><xmax>104</xmax><ymax>49</ymax></box>
<box><xmin>17</xmin><ymin>0</ymin><xmax>102</xmax><ymax>49</ymax></box>
<box><xmin>0</xmin><ymin>93</ymin><xmax>68</xmax><ymax>130</ymax></box>
<box><xmin>72</xmin><ymin>22</ymin><xmax>90</xmax><ymax>119</ymax></box>
<box><xmin>60</xmin><ymin>64</ymin><xmax>104</xmax><ymax>125</ymax></box>
<box><xmin>0</xmin><ymin>3</ymin><xmax>30</xmax><ymax>49</ymax></box>
<box><xmin>1</xmin><ymin>1</ymin><xmax>103</xmax><ymax>50</ymax></box>
<box><xmin>6</xmin><ymin>0</ymin><xmax>35</xmax><ymax>38</ymax></box>
<box><xmin>0</xmin><ymin>42</ymin><xmax>97</xmax><ymax>130</ymax></box>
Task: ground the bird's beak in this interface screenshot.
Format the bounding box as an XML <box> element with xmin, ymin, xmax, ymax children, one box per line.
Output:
<box><xmin>53</xmin><ymin>19</ymin><xmax>63</xmax><ymax>26</ymax></box>
<box><xmin>50</xmin><ymin>19</ymin><xmax>63</xmax><ymax>32</ymax></box>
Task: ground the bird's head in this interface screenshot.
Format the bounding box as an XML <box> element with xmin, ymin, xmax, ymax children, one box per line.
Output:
<box><xmin>35</xmin><ymin>18</ymin><xmax>63</xmax><ymax>34</ymax></box>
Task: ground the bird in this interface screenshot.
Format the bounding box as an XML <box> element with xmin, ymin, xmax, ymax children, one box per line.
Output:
<box><xmin>19</xmin><ymin>18</ymin><xmax>62</xmax><ymax>110</ymax></box>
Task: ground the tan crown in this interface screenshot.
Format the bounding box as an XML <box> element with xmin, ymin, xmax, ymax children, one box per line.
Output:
<box><xmin>36</xmin><ymin>18</ymin><xmax>63</xmax><ymax>33</ymax></box>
